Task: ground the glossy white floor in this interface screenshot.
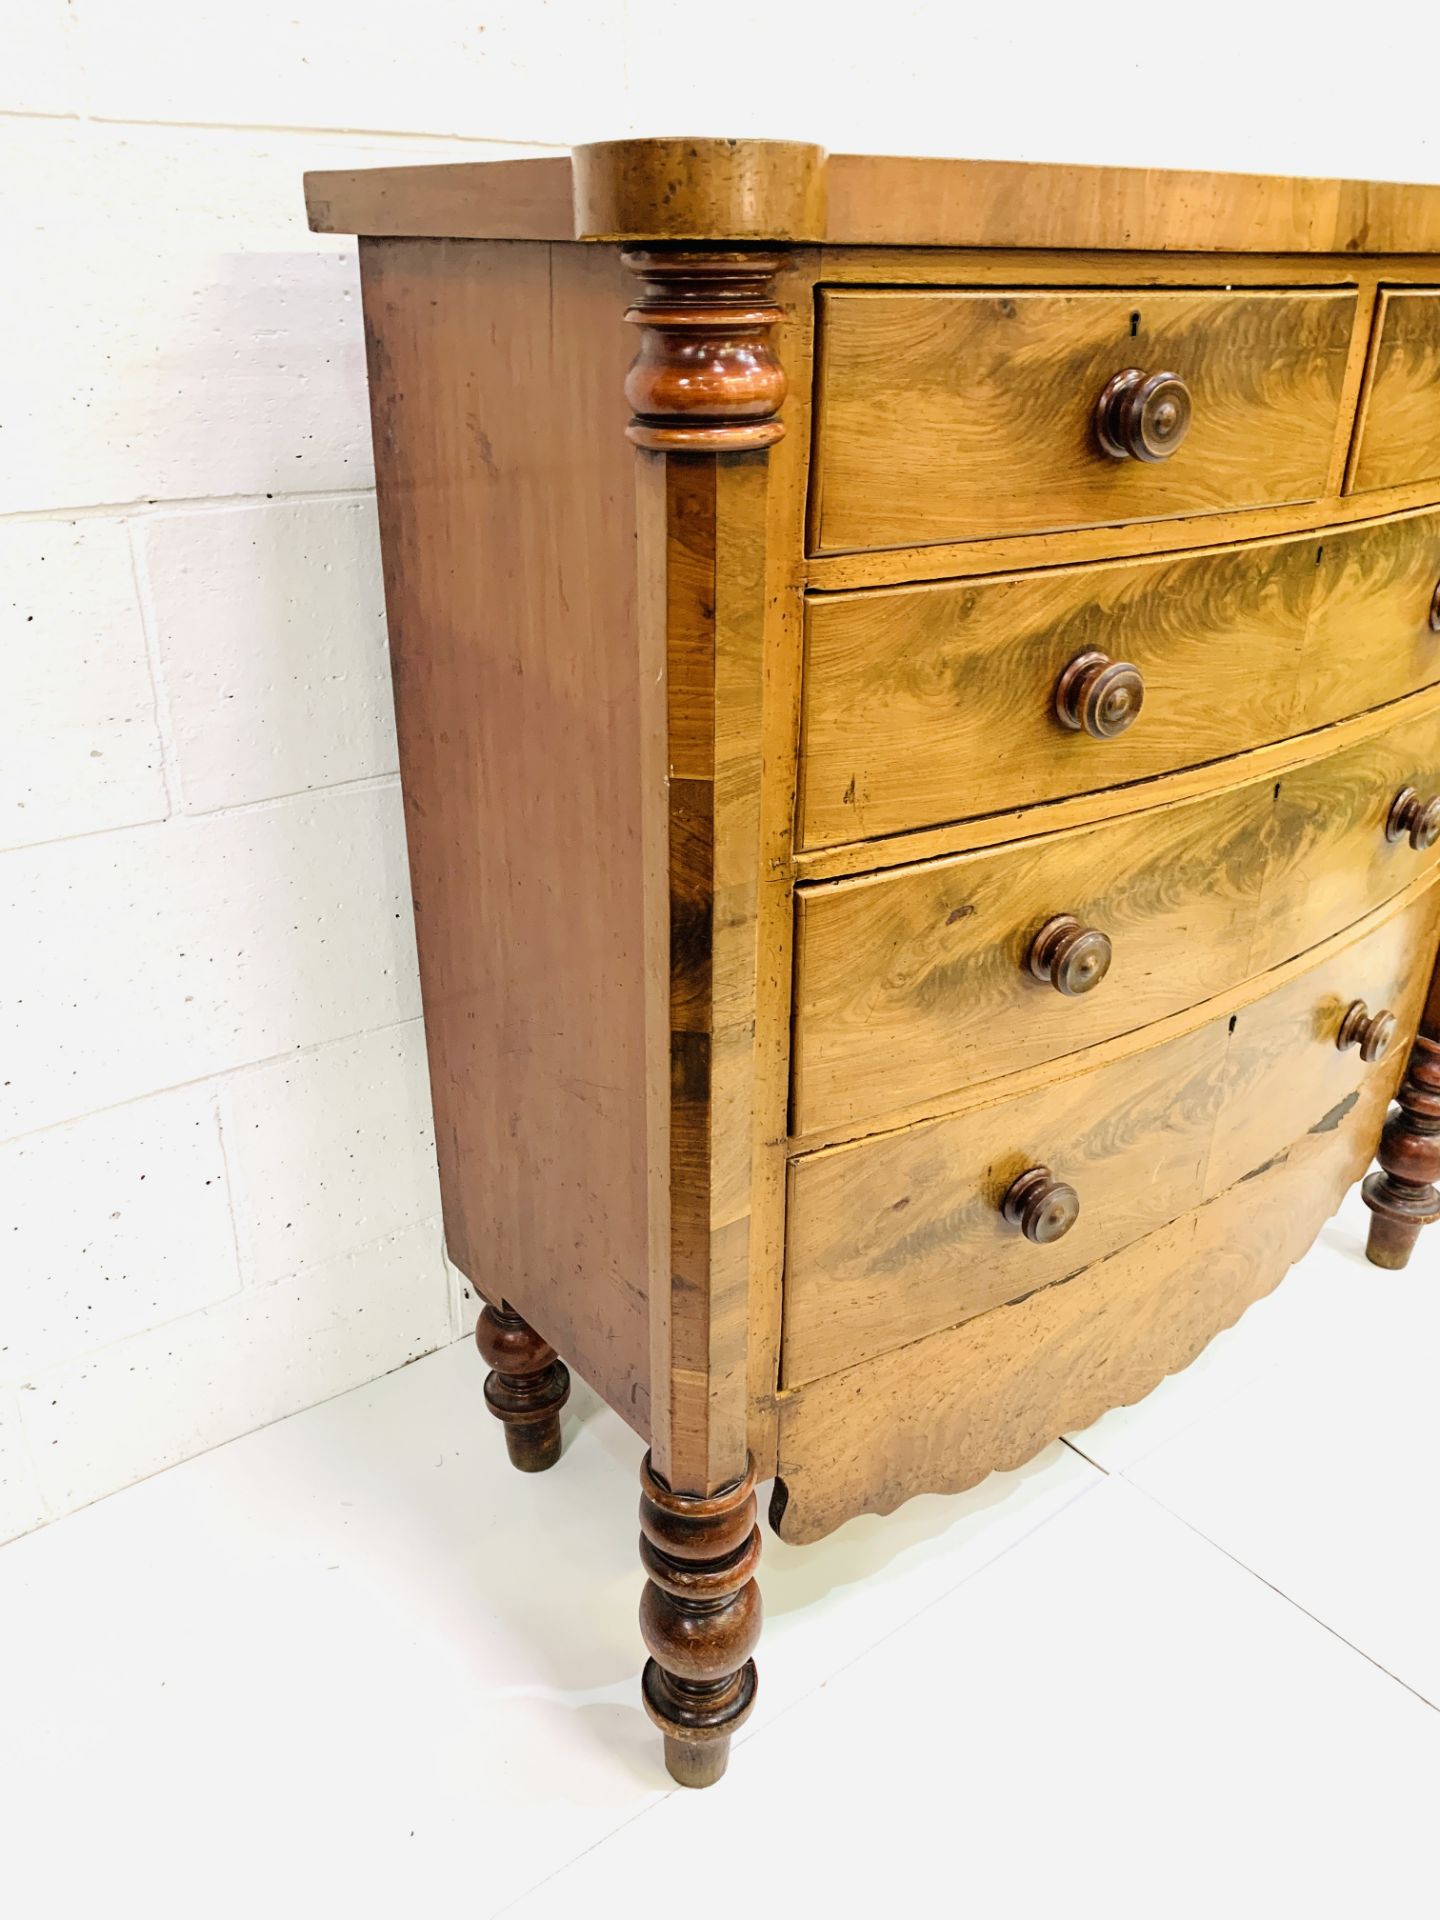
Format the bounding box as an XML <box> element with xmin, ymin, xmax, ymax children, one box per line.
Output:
<box><xmin>3</xmin><ymin>1185</ymin><xmax>1436</xmax><ymax>1920</ymax></box>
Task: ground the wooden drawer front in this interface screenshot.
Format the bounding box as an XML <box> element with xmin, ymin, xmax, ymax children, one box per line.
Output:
<box><xmin>782</xmin><ymin>889</ymin><xmax>1437</xmax><ymax>1388</ymax></box>
<box><xmin>800</xmin><ymin>508</ymin><xmax>1440</xmax><ymax>850</ymax></box>
<box><xmin>1254</xmin><ymin>702</ymin><xmax>1440</xmax><ymax>973</ymax></box>
<box><xmin>1351</xmin><ymin>288</ymin><xmax>1440</xmax><ymax>493</ymax></box>
<box><xmin>1207</xmin><ymin>887</ymin><xmax>1437</xmax><ymax>1194</ymax></box>
<box><xmin>810</xmin><ymin>287</ymin><xmax>1357</xmax><ymax>555</ymax></box>
<box><xmin>792</xmin><ymin>699</ymin><xmax>1440</xmax><ymax>1139</ymax></box>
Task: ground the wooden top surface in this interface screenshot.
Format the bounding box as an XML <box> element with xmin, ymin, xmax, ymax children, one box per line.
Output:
<box><xmin>305</xmin><ymin>138</ymin><xmax>1440</xmax><ymax>254</ymax></box>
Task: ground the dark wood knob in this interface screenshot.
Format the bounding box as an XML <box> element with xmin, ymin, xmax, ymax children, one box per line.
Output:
<box><xmin>1094</xmin><ymin>368</ymin><xmax>1192</xmax><ymax>462</ymax></box>
<box><xmin>1386</xmin><ymin>787</ymin><xmax>1440</xmax><ymax>850</ymax></box>
<box><xmin>1054</xmin><ymin>650</ymin><xmax>1145</xmax><ymax>739</ymax></box>
<box><xmin>1429</xmin><ymin>576</ymin><xmax>1440</xmax><ymax>634</ymax></box>
<box><xmin>1337</xmin><ymin>1000</ymin><xmax>1397</xmax><ymax>1063</ymax></box>
<box><xmin>1001</xmin><ymin>1166</ymin><xmax>1080</xmax><ymax>1244</ymax></box>
<box><xmin>1027</xmin><ymin>914</ymin><xmax>1114</xmax><ymax>996</ymax></box>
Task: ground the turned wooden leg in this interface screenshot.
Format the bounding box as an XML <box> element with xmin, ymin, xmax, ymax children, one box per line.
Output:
<box><xmin>475</xmin><ymin>1302</ymin><xmax>570</xmax><ymax>1472</ymax></box>
<box><xmin>1363</xmin><ymin>1034</ymin><xmax>1440</xmax><ymax>1269</ymax></box>
<box><xmin>638</xmin><ymin>1452</ymin><xmax>761</xmax><ymax>1789</ymax></box>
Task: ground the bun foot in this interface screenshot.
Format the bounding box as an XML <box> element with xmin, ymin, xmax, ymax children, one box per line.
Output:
<box><xmin>476</xmin><ymin>1302</ymin><xmax>570</xmax><ymax>1472</ymax></box>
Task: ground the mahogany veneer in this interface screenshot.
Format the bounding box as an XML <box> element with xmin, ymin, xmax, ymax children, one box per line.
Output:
<box><xmin>307</xmin><ymin>139</ymin><xmax>1440</xmax><ymax>1788</ymax></box>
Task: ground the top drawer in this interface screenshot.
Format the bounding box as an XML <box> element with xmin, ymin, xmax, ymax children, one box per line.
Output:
<box><xmin>809</xmin><ymin>286</ymin><xmax>1357</xmax><ymax>555</ymax></box>
<box><xmin>1351</xmin><ymin>288</ymin><xmax>1440</xmax><ymax>494</ymax></box>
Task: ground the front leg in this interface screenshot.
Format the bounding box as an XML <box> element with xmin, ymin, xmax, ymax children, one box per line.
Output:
<box><xmin>638</xmin><ymin>1453</ymin><xmax>762</xmax><ymax>1788</ymax></box>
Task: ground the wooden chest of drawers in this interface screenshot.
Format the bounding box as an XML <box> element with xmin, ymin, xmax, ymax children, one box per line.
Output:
<box><xmin>307</xmin><ymin>140</ymin><xmax>1440</xmax><ymax>1788</ymax></box>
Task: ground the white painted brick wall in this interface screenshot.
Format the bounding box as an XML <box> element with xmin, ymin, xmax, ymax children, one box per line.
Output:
<box><xmin>3</xmin><ymin>0</ymin><xmax>1438</xmax><ymax>1544</ymax></box>
<box><xmin>0</xmin><ymin>4</ymin><xmax>562</xmax><ymax>1542</ymax></box>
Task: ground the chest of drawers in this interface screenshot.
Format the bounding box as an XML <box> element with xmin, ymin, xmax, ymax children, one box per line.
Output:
<box><xmin>307</xmin><ymin>140</ymin><xmax>1440</xmax><ymax>1788</ymax></box>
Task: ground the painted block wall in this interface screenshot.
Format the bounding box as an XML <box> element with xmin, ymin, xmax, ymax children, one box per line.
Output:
<box><xmin>3</xmin><ymin>0</ymin><xmax>1437</xmax><ymax>1543</ymax></box>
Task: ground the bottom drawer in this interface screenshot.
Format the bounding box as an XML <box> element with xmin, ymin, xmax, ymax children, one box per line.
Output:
<box><xmin>771</xmin><ymin>1060</ymin><xmax>1395</xmax><ymax>1544</ymax></box>
<box><xmin>781</xmin><ymin>885</ymin><xmax>1439</xmax><ymax>1390</ymax></box>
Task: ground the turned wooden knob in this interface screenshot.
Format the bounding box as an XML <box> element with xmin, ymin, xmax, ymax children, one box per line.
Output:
<box><xmin>1094</xmin><ymin>368</ymin><xmax>1192</xmax><ymax>462</ymax></box>
<box><xmin>1386</xmin><ymin>786</ymin><xmax>1440</xmax><ymax>850</ymax></box>
<box><xmin>1027</xmin><ymin>914</ymin><xmax>1114</xmax><ymax>996</ymax></box>
<box><xmin>1337</xmin><ymin>1000</ymin><xmax>1397</xmax><ymax>1063</ymax></box>
<box><xmin>1429</xmin><ymin>576</ymin><xmax>1440</xmax><ymax>634</ymax></box>
<box><xmin>1001</xmin><ymin>1166</ymin><xmax>1080</xmax><ymax>1244</ymax></box>
<box><xmin>1054</xmin><ymin>650</ymin><xmax>1145</xmax><ymax>739</ymax></box>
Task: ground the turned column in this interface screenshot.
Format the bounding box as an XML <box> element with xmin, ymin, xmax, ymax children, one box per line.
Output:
<box><xmin>475</xmin><ymin>1301</ymin><xmax>570</xmax><ymax>1472</ymax></box>
<box><xmin>639</xmin><ymin>1453</ymin><xmax>762</xmax><ymax>1788</ymax></box>
<box><xmin>1363</xmin><ymin>1033</ymin><xmax>1440</xmax><ymax>1268</ymax></box>
<box><xmin>617</xmin><ymin>234</ymin><xmax>799</xmax><ymax>1786</ymax></box>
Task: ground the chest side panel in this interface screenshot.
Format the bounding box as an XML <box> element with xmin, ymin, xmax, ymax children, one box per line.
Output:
<box><xmin>360</xmin><ymin>238</ymin><xmax>663</xmax><ymax>1435</ymax></box>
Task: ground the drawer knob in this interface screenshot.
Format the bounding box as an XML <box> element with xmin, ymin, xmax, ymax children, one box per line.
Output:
<box><xmin>1387</xmin><ymin>786</ymin><xmax>1440</xmax><ymax>850</ymax></box>
<box><xmin>1027</xmin><ymin>914</ymin><xmax>1114</xmax><ymax>996</ymax></box>
<box><xmin>1337</xmin><ymin>1000</ymin><xmax>1397</xmax><ymax>1063</ymax></box>
<box><xmin>1054</xmin><ymin>650</ymin><xmax>1146</xmax><ymax>739</ymax></box>
<box><xmin>1001</xmin><ymin>1166</ymin><xmax>1081</xmax><ymax>1244</ymax></box>
<box><xmin>1429</xmin><ymin>577</ymin><xmax>1440</xmax><ymax>634</ymax></box>
<box><xmin>1094</xmin><ymin>367</ymin><xmax>1192</xmax><ymax>463</ymax></box>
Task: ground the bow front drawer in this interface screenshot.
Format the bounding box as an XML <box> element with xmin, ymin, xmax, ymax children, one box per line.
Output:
<box><xmin>800</xmin><ymin>508</ymin><xmax>1440</xmax><ymax>849</ymax></box>
<box><xmin>782</xmin><ymin>887</ymin><xmax>1435</xmax><ymax>1387</ymax></box>
<box><xmin>792</xmin><ymin>697</ymin><xmax>1440</xmax><ymax>1138</ymax></box>
<box><xmin>809</xmin><ymin>285</ymin><xmax>1357</xmax><ymax>555</ymax></box>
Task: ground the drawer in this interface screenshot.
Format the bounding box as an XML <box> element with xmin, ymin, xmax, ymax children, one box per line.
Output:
<box><xmin>782</xmin><ymin>887</ymin><xmax>1437</xmax><ymax>1388</ymax></box>
<box><xmin>791</xmin><ymin>699</ymin><xmax>1440</xmax><ymax>1138</ymax></box>
<box><xmin>809</xmin><ymin>286</ymin><xmax>1357</xmax><ymax>555</ymax></box>
<box><xmin>800</xmin><ymin>508</ymin><xmax>1440</xmax><ymax>850</ymax></box>
<box><xmin>1350</xmin><ymin>288</ymin><xmax>1440</xmax><ymax>494</ymax></box>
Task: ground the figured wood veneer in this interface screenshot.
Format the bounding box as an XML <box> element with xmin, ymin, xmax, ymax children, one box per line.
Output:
<box><xmin>800</xmin><ymin>505</ymin><xmax>1440</xmax><ymax>849</ymax></box>
<box><xmin>783</xmin><ymin>888</ymin><xmax>1438</xmax><ymax>1387</ymax></box>
<box><xmin>771</xmin><ymin>1059</ymin><xmax>1393</xmax><ymax>1545</ymax></box>
<box><xmin>1350</xmin><ymin>288</ymin><xmax>1440</xmax><ymax>493</ymax></box>
<box><xmin>809</xmin><ymin>287</ymin><xmax>1357</xmax><ymax>554</ymax></box>
<box><xmin>792</xmin><ymin>695</ymin><xmax>1440</xmax><ymax>1139</ymax></box>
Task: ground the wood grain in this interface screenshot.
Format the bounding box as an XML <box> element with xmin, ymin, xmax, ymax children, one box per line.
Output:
<box><xmin>306</xmin><ymin>155</ymin><xmax>575</xmax><ymax>241</ymax></box>
<box><xmin>1350</xmin><ymin>288</ymin><xmax>1440</xmax><ymax>494</ymax></box>
<box><xmin>800</xmin><ymin>507</ymin><xmax>1440</xmax><ymax>849</ymax></box>
<box><xmin>771</xmin><ymin>892</ymin><xmax>1440</xmax><ymax>1541</ymax></box>
<box><xmin>575</xmin><ymin>139</ymin><xmax>825</xmax><ymax>243</ymax></box>
<box><xmin>793</xmin><ymin>698</ymin><xmax>1440</xmax><ymax>1138</ymax></box>
<box><xmin>820</xmin><ymin>157</ymin><xmax>1440</xmax><ymax>258</ymax></box>
<box><xmin>772</xmin><ymin>1083</ymin><xmax>1386</xmax><ymax>1544</ymax></box>
<box><xmin>810</xmin><ymin>287</ymin><xmax>1357</xmax><ymax>554</ymax></box>
<box><xmin>360</xmin><ymin>238</ymin><xmax>662</xmax><ymax>1435</ymax></box>
<box><xmin>1208</xmin><ymin>886</ymin><xmax>1440</xmax><ymax>1194</ymax></box>
<box><xmin>805</xmin><ymin>472</ymin><xmax>1440</xmax><ymax>595</ymax></box>
<box><xmin>783</xmin><ymin>1019</ymin><xmax>1227</xmax><ymax>1385</ymax></box>
<box><xmin>792</xmin><ymin>778</ymin><xmax>1268</xmax><ymax>1136</ymax></box>
<box><xmin>642</xmin><ymin>445</ymin><xmax>770</xmax><ymax>1495</ymax></box>
<box><xmin>1251</xmin><ymin>702</ymin><xmax>1440</xmax><ymax>975</ymax></box>
<box><xmin>797</xmin><ymin>678</ymin><xmax>1440</xmax><ymax>885</ymax></box>
<box><xmin>742</xmin><ymin>255</ymin><xmax>820</xmax><ymax>1468</ymax></box>
<box><xmin>783</xmin><ymin>886</ymin><xmax>1438</xmax><ymax>1393</ymax></box>
<box><xmin>308</xmin><ymin>145</ymin><xmax>1440</xmax><ymax>255</ymax></box>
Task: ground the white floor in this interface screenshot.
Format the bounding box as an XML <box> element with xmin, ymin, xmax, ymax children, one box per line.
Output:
<box><xmin>2</xmin><ymin>1186</ymin><xmax>1436</xmax><ymax>1920</ymax></box>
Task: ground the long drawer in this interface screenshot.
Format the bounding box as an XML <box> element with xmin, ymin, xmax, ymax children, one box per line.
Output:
<box><xmin>792</xmin><ymin>697</ymin><xmax>1440</xmax><ymax>1139</ymax></box>
<box><xmin>800</xmin><ymin>507</ymin><xmax>1440</xmax><ymax>850</ymax></box>
<box><xmin>781</xmin><ymin>886</ymin><xmax>1438</xmax><ymax>1388</ymax></box>
<box><xmin>809</xmin><ymin>286</ymin><xmax>1356</xmax><ymax>554</ymax></box>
